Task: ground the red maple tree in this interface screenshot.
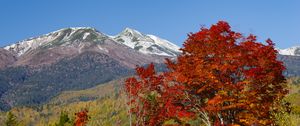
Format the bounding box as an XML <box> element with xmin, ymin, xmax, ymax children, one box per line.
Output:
<box><xmin>74</xmin><ymin>109</ymin><xmax>89</xmax><ymax>126</ymax></box>
<box><xmin>125</xmin><ymin>63</ymin><xmax>194</xmax><ymax>125</ymax></box>
<box><xmin>125</xmin><ymin>21</ymin><xmax>288</xmax><ymax>126</ymax></box>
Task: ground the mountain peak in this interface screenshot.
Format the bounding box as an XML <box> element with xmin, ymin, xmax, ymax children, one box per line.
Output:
<box><xmin>44</xmin><ymin>27</ymin><xmax>98</xmax><ymax>37</ymax></box>
<box><xmin>278</xmin><ymin>46</ymin><xmax>300</xmax><ymax>56</ymax></box>
<box><xmin>123</xmin><ymin>27</ymin><xmax>140</xmax><ymax>33</ymax></box>
<box><xmin>113</xmin><ymin>28</ymin><xmax>180</xmax><ymax>57</ymax></box>
<box><xmin>69</xmin><ymin>27</ymin><xmax>95</xmax><ymax>30</ymax></box>
<box><xmin>118</xmin><ymin>27</ymin><xmax>144</xmax><ymax>38</ymax></box>
<box><xmin>4</xmin><ymin>27</ymin><xmax>107</xmax><ymax>56</ymax></box>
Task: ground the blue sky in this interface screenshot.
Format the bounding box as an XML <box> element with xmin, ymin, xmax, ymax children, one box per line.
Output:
<box><xmin>0</xmin><ymin>0</ymin><xmax>299</xmax><ymax>48</ymax></box>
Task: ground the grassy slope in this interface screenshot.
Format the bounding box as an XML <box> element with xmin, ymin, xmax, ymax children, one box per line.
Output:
<box><xmin>49</xmin><ymin>78</ymin><xmax>125</xmax><ymax>105</ymax></box>
<box><xmin>274</xmin><ymin>77</ymin><xmax>300</xmax><ymax>126</ymax></box>
<box><xmin>0</xmin><ymin>94</ymin><xmax>129</xmax><ymax>126</ymax></box>
<box><xmin>0</xmin><ymin>78</ymin><xmax>131</xmax><ymax>126</ymax></box>
<box><xmin>1</xmin><ymin>77</ymin><xmax>300</xmax><ymax>125</ymax></box>
<box><xmin>284</xmin><ymin>77</ymin><xmax>300</xmax><ymax>109</ymax></box>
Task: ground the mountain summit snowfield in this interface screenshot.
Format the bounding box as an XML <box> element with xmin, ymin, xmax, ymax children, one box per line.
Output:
<box><xmin>278</xmin><ymin>46</ymin><xmax>300</xmax><ymax>56</ymax></box>
<box><xmin>112</xmin><ymin>28</ymin><xmax>180</xmax><ymax>57</ymax></box>
<box><xmin>4</xmin><ymin>27</ymin><xmax>180</xmax><ymax>57</ymax></box>
<box><xmin>4</xmin><ymin>27</ymin><xmax>104</xmax><ymax>56</ymax></box>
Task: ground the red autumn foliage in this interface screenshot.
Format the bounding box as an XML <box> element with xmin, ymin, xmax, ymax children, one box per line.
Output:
<box><xmin>125</xmin><ymin>64</ymin><xmax>194</xmax><ymax>125</ymax></box>
<box><xmin>74</xmin><ymin>109</ymin><xmax>89</xmax><ymax>126</ymax></box>
<box><xmin>125</xmin><ymin>21</ymin><xmax>288</xmax><ymax>126</ymax></box>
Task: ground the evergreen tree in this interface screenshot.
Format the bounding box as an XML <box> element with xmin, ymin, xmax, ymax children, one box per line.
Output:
<box><xmin>55</xmin><ymin>111</ymin><xmax>71</xmax><ymax>126</ymax></box>
<box><xmin>5</xmin><ymin>112</ymin><xmax>18</xmax><ymax>126</ymax></box>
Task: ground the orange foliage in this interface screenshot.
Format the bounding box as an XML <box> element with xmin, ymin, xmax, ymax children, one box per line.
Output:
<box><xmin>125</xmin><ymin>64</ymin><xmax>193</xmax><ymax>125</ymax></box>
<box><xmin>74</xmin><ymin>109</ymin><xmax>89</xmax><ymax>126</ymax></box>
<box><xmin>125</xmin><ymin>21</ymin><xmax>288</xmax><ymax>126</ymax></box>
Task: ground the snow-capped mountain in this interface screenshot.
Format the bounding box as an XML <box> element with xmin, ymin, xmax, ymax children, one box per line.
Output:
<box><xmin>278</xmin><ymin>46</ymin><xmax>300</xmax><ymax>56</ymax></box>
<box><xmin>4</xmin><ymin>27</ymin><xmax>108</xmax><ymax>57</ymax></box>
<box><xmin>112</xmin><ymin>28</ymin><xmax>180</xmax><ymax>57</ymax></box>
<box><xmin>0</xmin><ymin>27</ymin><xmax>181</xmax><ymax>109</ymax></box>
<box><xmin>4</xmin><ymin>27</ymin><xmax>180</xmax><ymax>57</ymax></box>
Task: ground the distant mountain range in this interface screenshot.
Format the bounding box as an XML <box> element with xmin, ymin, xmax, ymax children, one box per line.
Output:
<box><xmin>276</xmin><ymin>46</ymin><xmax>300</xmax><ymax>76</ymax></box>
<box><xmin>0</xmin><ymin>27</ymin><xmax>299</xmax><ymax>110</ymax></box>
<box><xmin>3</xmin><ymin>27</ymin><xmax>179</xmax><ymax>58</ymax></box>
<box><xmin>278</xmin><ymin>46</ymin><xmax>300</xmax><ymax>56</ymax></box>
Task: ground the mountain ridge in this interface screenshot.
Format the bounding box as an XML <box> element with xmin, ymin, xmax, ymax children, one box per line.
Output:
<box><xmin>278</xmin><ymin>46</ymin><xmax>300</xmax><ymax>56</ymax></box>
<box><xmin>3</xmin><ymin>27</ymin><xmax>181</xmax><ymax>58</ymax></box>
<box><xmin>4</xmin><ymin>26</ymin><xmax>300</xmax><ymax>57</ymax></box>
<box><xmin>0</xmin><ymin>27</ymin><xmax>179</xmax><ymax>110</ymax></box>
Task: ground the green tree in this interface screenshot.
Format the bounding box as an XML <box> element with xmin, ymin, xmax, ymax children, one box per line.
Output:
<box><xmin>5</xmin><ymin>112</ymin><xmax>18</xmax><ymax>126</ymax></box>
<box><xmin>55</xmin><ymin>111</ymin><xmax>72</xmax><ymax>126</ymax></box>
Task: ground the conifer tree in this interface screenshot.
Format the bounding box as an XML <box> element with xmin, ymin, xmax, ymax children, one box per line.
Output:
<box><xmin>5</xmin><ymin>112</ymin><xmax>18</xmax><ymax>126</ymax></box>
<box><xmin>56</xmin><ymin>111</ymin><xmax>72</xmax><ymax>126</ymax></box>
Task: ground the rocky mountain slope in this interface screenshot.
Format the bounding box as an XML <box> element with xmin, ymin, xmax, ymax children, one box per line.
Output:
<box><xmin>277</xmin><ymin>46</ymin><xmax>300</xmax><ymax>76</ymax></box>
<box><xmin>0</xmin><ymin>49</ymin><xmax>16</xmax><ymax>69</ymax></box>
<box><xmin>112</xmin><ymin>28</ymin><xmax>180</xmax><ymax>57</ymax></box>
<box><xmin>278</xmin><ymin>55</ymin><xmax>300</xmax><ymax>76</ymax></box>
<box><xmin>0</xmin><ymin>27</ymin><xmax>180</xmax><ymax>110</ymax></box>
<box><xmin>3</xmin><ymin>27</ymin><xmax>178</xmax><ymax>68</ymax></box>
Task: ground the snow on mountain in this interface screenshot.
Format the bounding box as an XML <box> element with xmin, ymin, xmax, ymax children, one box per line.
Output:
<box><xmin>4</xmin><ymin>31</ymin><xmax>58</xmax><ymax>56</ymax></box>
<box><xmin>3</xmin><ymin>27</ymin><xmax>180</xmax><ymax>57</ymax></box>
<box><xmin>4</xmin><ymin>27</ymin><xmax>107</xmax><ymax>56</ymax></box>
<box><xmin>112</xmin><ymin>28</ymin><xmax>180</xmax><ymax>57</ymax></box>
<box><xmin>146</xmin><ymin>35</ymin><xmax>180</xmax><ymax>53</ymax></box>
<box><xmin>278</xmin><ymin>46</ymin><xmax>300</xmax><ymax>56</ymax></box>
